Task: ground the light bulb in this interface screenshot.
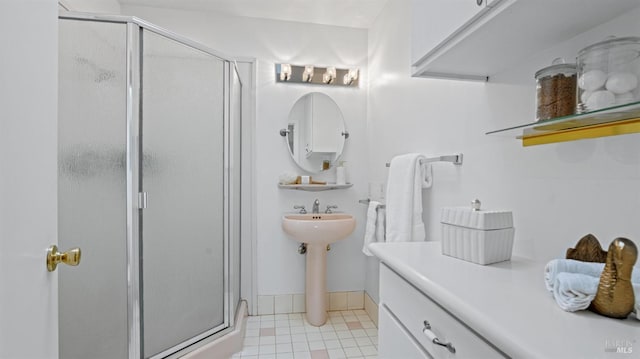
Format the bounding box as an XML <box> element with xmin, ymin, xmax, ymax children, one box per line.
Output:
<box><xmin>280</xmin><ymin>64</ymin><xmax>291</xmax><ymax>81</ymax></box>
<box><xmin>302</xmin><ymin>65</ymin><xmax>314</xmax><ymax>82</ymax></box>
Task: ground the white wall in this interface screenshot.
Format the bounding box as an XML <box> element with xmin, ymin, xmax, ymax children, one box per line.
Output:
<box><xmin>365</xmin><ymin>0</ymin><xmax>640</xmax><ymax>302</ymax></box>
<box><xmin>59</xmin><ymin>0</ymin><xmax>120</xmax><ymax>13</ymax></box>
<box><xmin>0</xmin><ymin>0</ymin><xmax>58</xmax><ymax>357</ymax></box>
<box><xmin>120</xmin><ymin>5</ymin><xmax>370</xmax><ymax>297</ymax></box>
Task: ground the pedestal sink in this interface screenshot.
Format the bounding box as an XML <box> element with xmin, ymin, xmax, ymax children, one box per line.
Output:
<box><xmin>282</xmin><ymin>213</ymin><xmax>356</xmax><ymax>326</ymax></box>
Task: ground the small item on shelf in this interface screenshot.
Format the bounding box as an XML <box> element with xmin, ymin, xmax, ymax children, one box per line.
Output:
<box><xmin>322</xmin><ymin>160</ymin><xmax>330</xmax><ymax>171</ymax></box>
<box><xmin>577</xmin><ymin>36</ymin><xmax>640</xmax><ymax>113</ymax></box>
<box><xmin>440</xmin><ymin>199</ymin><xmax>515</xmax><ymax>265</ymax></box>
<box><xmin>278</xmin><ymin>172</ymin><xmax>299</xmax><ymax>185</ymax></box>
<box><xmin>301</xmin><ymin>175</ymin><xmax>310</xmax><ymax>184</ymax></box>
<box><xmin>566</xmin><ymin>233</ymin><xmax>608</xmax><ymax>263</ymax></box>
<box><xmin>535</xmin><ymin>58</ymin><xmax>577</xmax><ymax>121</ymax></box>
<box><xmin>590</xmin><ymin>237</ymin><xmax>638</xmax><ymax>319</ymax></box>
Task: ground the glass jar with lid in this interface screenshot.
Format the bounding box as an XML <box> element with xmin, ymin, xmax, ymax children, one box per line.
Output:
<box><xmin>576</xmin><ymin>36</ymin><xmax>640</xmax><ymax>113</ymax></box>
<box><xmin>535</xmin><ymin>58</ymin><xmax>577</xmax><ymax>121</ymax></box>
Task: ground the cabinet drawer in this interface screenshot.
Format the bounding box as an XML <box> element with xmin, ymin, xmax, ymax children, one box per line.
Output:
<box><xmin>379</xmin><ymin>305</ymin><xmax>429</xmax><ymax>359</ymax></box>
<box><xmin>380</xmin><ymin>264</ymin><xmax>505</xmax><ymax>358</ymax></box>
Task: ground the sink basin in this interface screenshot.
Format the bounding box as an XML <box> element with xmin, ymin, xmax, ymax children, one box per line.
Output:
<box><xmin>282</xmin><ymin>213</ymin><xmax>356</xmax><ymax>245</ymax></box>
<box><xmin>281</xmin><ymin>212</ymin><xmax>356</xmax><ymax>326</ymax></box>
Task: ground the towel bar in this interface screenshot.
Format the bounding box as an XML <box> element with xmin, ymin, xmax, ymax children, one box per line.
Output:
<box><xmin>358</xmin><ymin>199</ymin><xmax>386</xmax><ymax>209</ymax></box>
<box><xmin>385</xmin><ymin>153</ymin><xmax>463</xmax><ymax>167</ymax></box>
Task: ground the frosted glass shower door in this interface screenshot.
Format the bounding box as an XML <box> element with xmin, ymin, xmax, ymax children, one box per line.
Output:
<box><xmin>58</xmin><ymin>19</ymin><xmax>129</xmax><ymax>359</ymax></box>
<box><xmin>141</xmin><ymin>30</ymin><xmax>227</xmax><ymax>358</ymax></box>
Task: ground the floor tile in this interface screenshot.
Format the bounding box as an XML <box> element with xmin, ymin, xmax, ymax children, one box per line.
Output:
<box><xmin>308</xmin><ymin>340</ymin><xmax>326</xmax><ymax>351</ymax></box>
<box><xmin>327</xmin><ymin>348</ymin><xmax>346</xmax><ymax>359</ymax></box>
<box><xmin>292</xmin><ymin>341</ymin><xmax>310</xmax><ymax>352</ymax></box>
<box><xmin>310</xmin><ymin>349</ymin><xmax>330</xmax><ymax>359</ymax></box>
<box><xmin>277</xmin><ymin>343</ymin><xmax>293</xmax><ymax>353</ymax></box>
<box><xmin>260</xmin><ymin>344</ymin><xmax>276</xmax><ymax>354</ymax></box>
<box><xmin>324</xmin><ymin>339</ymin><xmax>341</xmax><ymax>349</ymax></box>
<box><xmin>359</xmin><ymin>346</ymin><xmax>377</xmax><ymax>356</ymax></box>
<box><xmin>277</xmin><ymin>335</ymin><xmax>292</xmax><ymax>344</ymax></box>
<box><xmin>343</xmin><ymin>346</ymin><xmax>362</xmax><ymax>358</ymax></box>
<box><xmin>339</xmin><ymin>338</ymin><xmax>357</xmax><ymax>348</ymax></box>
<box><xmin>240</xmin><ymin>312</ymin><xmax>377</xmax><ymax>359</ymax></box>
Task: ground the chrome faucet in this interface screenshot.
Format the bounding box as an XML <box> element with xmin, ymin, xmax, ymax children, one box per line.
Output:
<box><xmin>312</xmin><ymin>199</ymin><xmax>320</xmax><ymax>214</ymax></box>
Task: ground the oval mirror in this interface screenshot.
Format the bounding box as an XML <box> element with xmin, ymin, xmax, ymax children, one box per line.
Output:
<box><xmin>282</xmin><ymin>92</ymin><xmax>348</xmax><ymax>173</ymax></box>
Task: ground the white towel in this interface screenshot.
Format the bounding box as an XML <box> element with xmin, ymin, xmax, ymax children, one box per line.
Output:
<box><xmin>385</xmin><ymin>153</ymin><xmax>432</xmax><ymax>242</ymax></box>
<box><xmin>376</xmin><ymin>207</ymin><xmax>386</xmax><ymax>244</ymax></box>
<box><xmin>552</xmin><ymin>272</ymin><xmax>640</xmax><ymax>320</ymax></box>
<box><xmin>362</xmin><ymin>201</ymin><xmax>385</xmax><ymax>256</ymax></box>
<box><xmin>553</xmin><ymin>273</ymin><xmax>599</xmax><ymax>312</ymax></box>
<box><xmin>544</xmin><ymin>259</ymin><xmax>640</xmax><ymax>292</ymax></box>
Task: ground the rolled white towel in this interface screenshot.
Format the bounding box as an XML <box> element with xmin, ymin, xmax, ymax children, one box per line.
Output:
<box><xmin>544</xmin><ymin>259</ymin><xmax>640</xmax><ymax>293</ymax></box>
<box><xmin>553</xmin><ymin>273</ymin><xmax>598</xmax><ymax>312</ymax></box>
<box><xmin>552</xmin><ymin>272</ymin><xmax>640</xmax><ymax>320</ymax></box>
<box><xmin>544</xmin><ymin>259</ymin><xmax>604</xmax><ymax>292</ymax></box>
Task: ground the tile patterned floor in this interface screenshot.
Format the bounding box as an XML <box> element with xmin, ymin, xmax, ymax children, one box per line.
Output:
<box><xmin>233</xmin><ymin>310</ymin><xmax>378</xmax><ymax>359</ymax></box>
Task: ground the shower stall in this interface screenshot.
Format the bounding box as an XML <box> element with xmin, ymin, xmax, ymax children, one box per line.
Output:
<box><xmin>58</xmin><ymin>13</ymin><xmax>243</xmax><ymax>358</ymax></box>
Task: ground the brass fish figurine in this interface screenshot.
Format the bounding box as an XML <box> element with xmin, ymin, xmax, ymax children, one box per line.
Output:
<box><xmin>590</xmin><ymin>238</ymin><xmax>638</xmax><ymax>319</ymax></box>
<box><xmin>566</xmin><ymin>233</ymin><xmax>607</xmax><ymax>263</ymax></box>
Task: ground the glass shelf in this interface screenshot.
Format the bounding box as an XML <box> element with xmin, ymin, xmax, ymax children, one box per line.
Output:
<box><xmin>278</xmin><ymin>183</ymin><xmax>353</xmax><ymax>191</ymax></box>
<box><xmin>486</xmin><ymin>100</ymin><xmax>640</xmax><ymax>146</ymax></box>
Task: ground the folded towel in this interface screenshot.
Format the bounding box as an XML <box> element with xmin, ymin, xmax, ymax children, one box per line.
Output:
<box><xmin>362</xmin><ymin>201</ymin><xmax>384</xmax><ymax>256</ymax></box>
<box><xmin>553</xmin><ymin>273</ymin><xmax>599</xmax><ymax>312</ymax></box>
<box><xmin>385</xmin><ymin>153</ymin><xmax>431</xmax><ymax>242</ymax></box>
<box><xmin>552</xmin><ymin>273</ymin><xmax>640</xmax><ymax>320</ymax></box>
<box><xmin>545</xmin><ymin>259</ymin><xmax>640</xmax><ymax>292</ymax></box>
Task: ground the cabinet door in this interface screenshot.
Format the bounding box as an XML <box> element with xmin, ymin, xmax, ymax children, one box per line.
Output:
<box><xmin>379</xmin><ymin>305</ymin><xmax>430</xmax><ymax>359</ymax></box>
<box><xmin>411</xmin><ymin>0</ymin><xmax>488</xmax><ymax>66</ymax></box>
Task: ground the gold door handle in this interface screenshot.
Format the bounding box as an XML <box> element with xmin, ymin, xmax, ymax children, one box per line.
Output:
<box><xmin>46</xmin><ymin>245</ymin><xmax>81</xmax><ymax>272</ymax></box>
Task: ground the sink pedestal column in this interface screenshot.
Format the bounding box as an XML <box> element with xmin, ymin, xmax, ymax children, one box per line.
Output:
<box><xmin>305</xmin><ymin>243</ymin><xmax>328</xmax><ymax>326</ymax></box>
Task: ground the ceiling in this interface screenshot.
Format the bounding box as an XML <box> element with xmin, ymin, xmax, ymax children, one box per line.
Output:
<box><xmin>118</xmin><ymin>0</ymin><xmax>389</xmax><ymax>28</ymax></box>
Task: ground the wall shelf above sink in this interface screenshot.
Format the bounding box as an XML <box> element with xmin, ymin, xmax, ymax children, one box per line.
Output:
<box><xmin>278</xmin><ymin>183</ymin><xmax>353</xmax><ymax>191</ymax></box>
<box><xmin>486</xmin><ymin>101</ymin><xmax>640</xmax><ymax>146</ymax></box>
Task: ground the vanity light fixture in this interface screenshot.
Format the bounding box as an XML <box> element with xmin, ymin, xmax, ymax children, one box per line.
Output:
<box><xmin>302</xmin><ymin>65</ymin><xmax>314</xmax><ymax>82</ymax></box>
<box><xmin>343</xmin><ymin>68</ymin><xmax>359</xmax><ymax>85</ymax></box>
<box><xmin>275</xmin><ymin>64</ymin><xmax>359</xmax><ymax>87</ymax></box>
<box><xmin>323</xmin><ymin>67</ymin><xmax>336</xmax><ymax>84</ymax></box>
<box><xmin>280</xmin><ymin>63</ymin><xmax>292</xmax><ymax>81</ymax></box>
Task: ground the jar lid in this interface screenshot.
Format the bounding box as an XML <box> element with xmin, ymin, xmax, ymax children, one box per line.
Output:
<box><xmin>578</xmin><ymin>36</ymin><xmax>640</xmax><ymax>58</ymax></box>
<box><xmin>535</xmin><ymin>58</ymin><xmax>577</xmax><ymax>79</ymax></box>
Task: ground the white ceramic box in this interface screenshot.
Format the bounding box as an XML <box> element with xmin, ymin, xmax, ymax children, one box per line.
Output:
<box><xmin>440</xmin><ymin>203</ymin><xmax>515</xmax><ymax>265</ymax></box>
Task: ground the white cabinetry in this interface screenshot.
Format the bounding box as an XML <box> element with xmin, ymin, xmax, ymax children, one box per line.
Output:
<box><xmin>411</xmin><ymin>0</ymin><xmax>640</xmax><ymax>81</ymax></box>
<box><xmin>378</xmin><ymin>264</ymin><xmax>505</xmax><ymax>358</ymax></box>
<box><xmin>378</xmin><ymin>306</ymin><xmax>429</xmax><ymax>358</ymax></box>
<box><xmin>411</xmin><ymin>0</ymin><xmax>488</xmax><ymax>67</ymax></box>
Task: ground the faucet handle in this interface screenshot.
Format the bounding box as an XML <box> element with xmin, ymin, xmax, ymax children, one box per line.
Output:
<box><xmin>325</xmin><ymin>205</ymin><xmax>338</xmax><ymax>214</ymax></box>
<box><xmin>293</xmin><ymin>205</ymin><xmax>307</xmax><ymax>214</ymax></box>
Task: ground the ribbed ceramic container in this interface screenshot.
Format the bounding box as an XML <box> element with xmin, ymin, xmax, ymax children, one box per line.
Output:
<box><xmin>440</xmin><ymin>206</ymin><xmax>515</xmax><ymax>265</ymax></box>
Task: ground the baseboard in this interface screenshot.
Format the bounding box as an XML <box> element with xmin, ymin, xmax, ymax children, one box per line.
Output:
<box><xmin>364</xmin><ymin>291</ymin><xmax>379</xmax><ymax>327</ymax></box>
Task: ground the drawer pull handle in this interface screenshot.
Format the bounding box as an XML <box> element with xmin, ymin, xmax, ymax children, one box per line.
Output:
<box><xmin>423</xmin><ymin>320</ymin><xmax>456</xmax><ymax>354</ymax></box>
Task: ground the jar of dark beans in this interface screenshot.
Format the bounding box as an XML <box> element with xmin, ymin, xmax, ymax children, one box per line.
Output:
<box><xmin>535</xmin><ymin>59</ymin><xmax>577</xmax><ymax>121</ymax></box>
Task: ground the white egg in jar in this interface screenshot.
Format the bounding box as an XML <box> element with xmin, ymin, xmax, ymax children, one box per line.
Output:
<box><xmin>586</xmin><ymin>90</ymin><xmax>616</xmax><ymax>110</ymax></box>
<box><xmin>578</xmin><ymin>70</ymin><xmax>607</xmax><ymax>91</ymax></box>
<box><xmin>605</xmin><ymin>72</ymin><xmax>639</xmax><ymax>94</ymax></box>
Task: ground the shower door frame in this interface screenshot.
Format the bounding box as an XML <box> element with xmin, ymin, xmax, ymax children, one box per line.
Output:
<box><xmin>58</xmin><ymin>13</ymin><xmax>243</xmax><ymax>359</ymax></box>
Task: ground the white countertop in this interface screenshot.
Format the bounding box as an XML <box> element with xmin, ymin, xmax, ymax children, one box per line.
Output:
<box><xmin>369</xmin><ymin>242</ymin><xmax>640</xmax><ymax>358</ymax></box>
